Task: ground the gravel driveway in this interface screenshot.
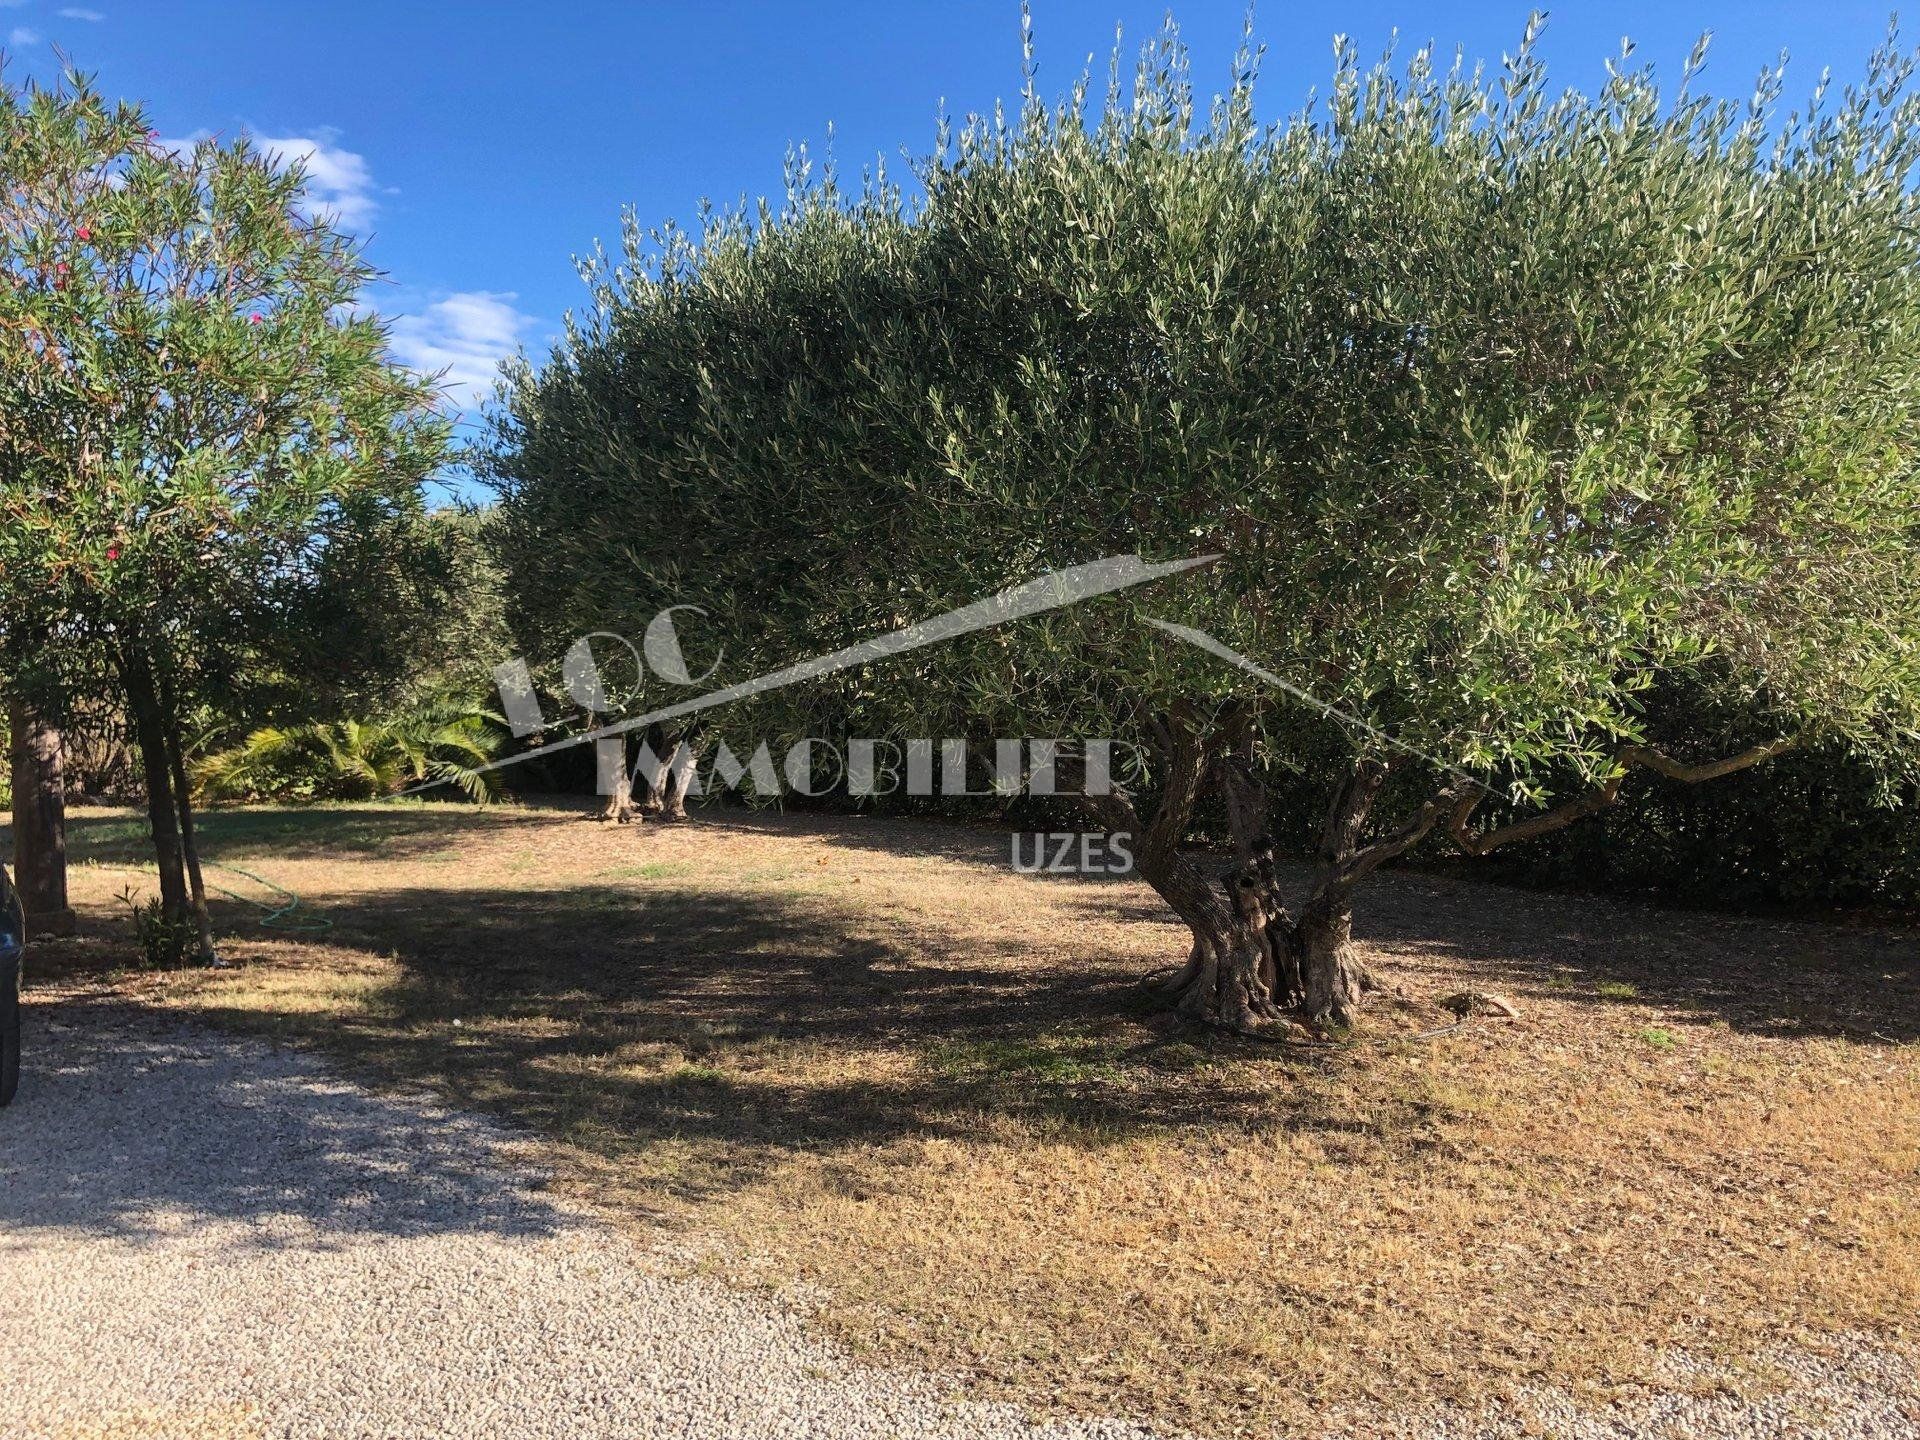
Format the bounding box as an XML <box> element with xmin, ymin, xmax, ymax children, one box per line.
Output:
<box><xmin>1</xmin><ymin>1007</ymin><xmax>1163</xmax><ymax>1440</ymax></box>
<box><xmin>3</xmin><ymin>1008</ymin><xmax>1914</xmax><ymax>1440</ymax></box>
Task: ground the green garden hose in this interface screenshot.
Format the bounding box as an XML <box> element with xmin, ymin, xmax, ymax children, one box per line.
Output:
<box><xmin>102</xmin><ymin>861</ymin><xmax>332</xmax><ymax>934</ymax></box>
<box><xmin>204</xmin><ymin>864</ymin><xmax>333</xmax><ymax>934</ymax></box>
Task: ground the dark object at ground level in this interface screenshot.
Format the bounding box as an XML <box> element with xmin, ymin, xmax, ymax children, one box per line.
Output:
<box><xmin>1</xmin><ymin>862</ymin><xmax>22</xmax><ymax>1106</ymax></box>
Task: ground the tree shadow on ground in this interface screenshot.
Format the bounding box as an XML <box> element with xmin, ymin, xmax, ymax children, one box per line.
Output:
<box><xmin>687</xmin><ymin>805</ymin><xmax>1920</xmax><ymax>1045</ymax></box>
<box><xmin>154</xmin><ymin>867</ymin><xmax>1454</xmax><ymax>1215</ymax></box>
<box><xmin>27</xmin><ymin>801</ymin><xmax>1920</xmax><ymax>1228</ymax></box>
<box><xmin>1337</xmin><ymin>862</ymin><xmax>1920</xmax><ymax>1045</ymax></box>
<box><xmin>0</xmin><ymin>1002</ymin><xmax>573</xmax><ymax>1247</ymax></box>
<box><xmin>150</xmin><ymin>848</ymin><xmax>1913</xmax><ymax>1222</ymax></box>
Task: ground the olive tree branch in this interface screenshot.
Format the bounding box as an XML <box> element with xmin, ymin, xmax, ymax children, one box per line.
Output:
<box><xmin>1446</xmin><ymin>737</ymin><xmax>1801</xmax><ymax>856</ymax></box>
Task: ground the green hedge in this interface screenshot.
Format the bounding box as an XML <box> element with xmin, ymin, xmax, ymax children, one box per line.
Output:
<box><xmin>1475</xmin><ymin>745</ymin><xmax>1920</xmax><ymax>909</ymax></box>
<box><xmin>1253</xmin><ymin>712</ymin><xmax>1920</xmax><ymax>910</ymax></box>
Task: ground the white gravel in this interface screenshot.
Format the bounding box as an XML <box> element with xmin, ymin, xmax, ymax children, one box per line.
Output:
<box><xmin>0</xmin><ymin>1008</ymin><xmax>1161</xmax><ymax>1440</ymax></box>
<box><xmin>3</xmin><ymin>1008</ymin><xmax>1914</xmax><ymax>1440</ymax></box>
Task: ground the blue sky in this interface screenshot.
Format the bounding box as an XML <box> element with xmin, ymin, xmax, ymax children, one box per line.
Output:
<box><xmin>0</xmin><ymin>1</ymin><xmax>1905</xmax><ymax>450</ymax></box>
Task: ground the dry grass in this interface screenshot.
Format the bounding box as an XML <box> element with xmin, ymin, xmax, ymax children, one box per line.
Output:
<box><xmin>21</xmin><ymin>798</ymin><xmax>1920</xmax><ymax>1436</ymax></box>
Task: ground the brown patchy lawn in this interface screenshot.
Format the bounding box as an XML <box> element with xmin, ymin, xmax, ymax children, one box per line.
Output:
<box><xmin>19</xmin><ymin>799</ymin><xmax>1920</xmax><ymax>1436</ymax></box>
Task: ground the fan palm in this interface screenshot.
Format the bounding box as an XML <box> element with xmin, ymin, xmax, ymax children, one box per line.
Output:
<box><xmin>194</xmin><ymin>697</ymin><xmax>509</xmax><ymax>803</ymax></box>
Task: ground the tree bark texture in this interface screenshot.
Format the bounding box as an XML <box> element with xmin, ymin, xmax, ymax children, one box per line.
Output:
<box><xmin>8</xmin><ymin>704</ymin><xmax>76</xmax><ymax>937</ymax></box>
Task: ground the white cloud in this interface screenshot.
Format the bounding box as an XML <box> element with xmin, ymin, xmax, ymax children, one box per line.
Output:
<box><xmin>161</xmin><ymin>128</ymin><xmax>382</xmax><ymax>232</ymax></box>
<box><xmin>388</xmin><ymin>292</ymin><xmax>541</xmax><ymax>410</ymax></box>
<box><xmin>253</xmin><ymin>132</ymin><xmax>380</xmax><ymax>230</ymax></box>
<box><xmin>59</xmin><ymin>8</ymin><xmax>108</xmax><ymax>21</ymax></box>
<box><xmin>9</xmin><ymin>26</ymin><xmax>40</xmax><ymax>45</ymax></box>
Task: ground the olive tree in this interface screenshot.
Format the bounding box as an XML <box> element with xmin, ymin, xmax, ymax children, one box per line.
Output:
<box><xmin>0</xmin><ymin>65</ymin><xmax>451</xmax><ymax>958</ymax></box>
<box><xmin>492</xmin><ymin>17</ymin><xmax>1920</xmax><ymax>1028</ymax></box>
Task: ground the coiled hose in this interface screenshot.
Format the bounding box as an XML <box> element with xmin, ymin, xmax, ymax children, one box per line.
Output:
<box><xmin>103</xmin><ymin>861</ymin><xmax>331</xmax><ymax>934</ymax></box>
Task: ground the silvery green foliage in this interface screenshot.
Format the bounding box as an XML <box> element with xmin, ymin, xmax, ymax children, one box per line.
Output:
<box><xmin>490</xmin><ymin>14</ymin><xmax>1920</xmax><ymax>807</ymax></box>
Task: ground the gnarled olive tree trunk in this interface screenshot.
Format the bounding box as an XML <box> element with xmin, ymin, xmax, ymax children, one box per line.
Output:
<box><xmin>1084</xmin><ymin>696</ymin><xmax>1795</xmax><ymax>1035</ymax></box>
<box><xmin>599</xmin><ymin>733</ymin><xmax>638</xmax><ymax>823</ymax></box>
<box><xmin>1073</xmin><ymin>703</ymin><xmax>1290</xmax><ymax>1033</ymax></box>
<box><xmin>1288</xmin><ymin>761</ymin><xmax>1469</xmax><ymax>1027</ymax></box>
<box><xmin>1088</xmin><ymin>716</ymin><xmax>1462</xmax><ymax>1033</ymax></box>
<box><xmin>1291</xmin><ymin>760</ymin><xmax>1389</xmax><ymax>1027</ymax></box>
<box><xmin>638</xmin><ymin>723</ymin><xmax>699</xmax><ymax>820</ymax></box>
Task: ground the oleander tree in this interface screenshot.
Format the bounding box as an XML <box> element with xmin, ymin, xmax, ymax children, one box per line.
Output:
<box><xmin>491</xmin><ymin>15</ymin><xmax>1920</xmax><ymax>1030</ymax></box>
<box><xmin>0</xmin><ymin>64</ymin><xmax>452</xmax><ymax>960</ymax></box>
